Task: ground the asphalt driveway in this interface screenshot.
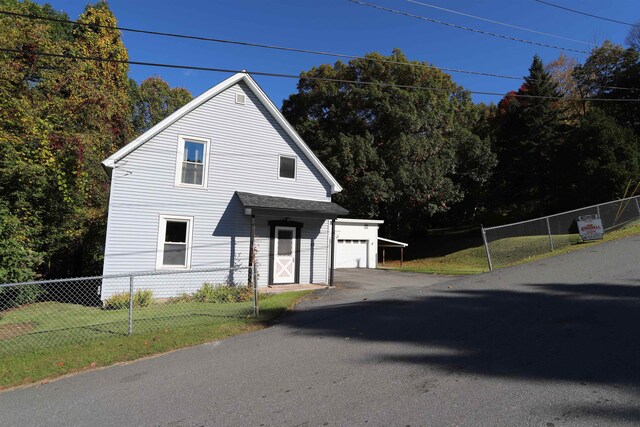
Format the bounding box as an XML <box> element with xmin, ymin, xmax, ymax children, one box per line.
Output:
<box><xmin>2</xmin><ymin>235</ymin><xmax>640</xmax><ymax>426</ymax></box>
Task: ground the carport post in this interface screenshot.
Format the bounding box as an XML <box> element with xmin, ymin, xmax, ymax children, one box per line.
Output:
<box><xmin>329</xmin><ymin>218</ymin><xmax>336</xmax><ymax>287</ymax></box>
<box><xmin>481</xmin><ymin>225</ymin><xmax>493</xmax><ymax>271</ymax></box>
<box><xmin>401</xmin><ymin>247</ymin><xmax>404</xmax><ymax>268</ymax></box>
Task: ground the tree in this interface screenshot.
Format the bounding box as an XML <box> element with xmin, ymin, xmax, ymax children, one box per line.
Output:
<box><xmin>574</xmin><ymin>41</ymin><xmax>640</xmax><ymax>137</ymax></box>
<box><xmin>625</xmin><ymin>22</ymin><xmax>640</xmax><ymax>51</ymax></box>
<box><xmin>557</xmin><ymin>108</ymin><xmax>639</xmax><ymax>208</ymax></box>
<box><xmin>131</xmin><ymin>76</ymin><xmax>193</xmax><ymax>135</ymax></box>
<box><xmin>545</xmin><ymin>53</ymin><xmax>586</xmax><ymax>119</ymax></box>
<box><xmin>282</xmin><ymin>50</ymin><xmax>495</xmax><ymax>237</ymax></box>
<box><xmin>492</xmin><ymin>55</ymin><xmax>566</xmax><ymax>218</ymax></box>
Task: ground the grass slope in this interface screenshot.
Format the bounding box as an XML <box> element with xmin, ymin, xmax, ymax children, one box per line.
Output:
<box><xmin>0</xmin><ymin>291</ymin><xmax>311</xmax><ymax>390</ymax></box>
<box><xmin>386</xmin><ymin>223</ymin><xmax>640</xmax><ymax>275</ymax></box>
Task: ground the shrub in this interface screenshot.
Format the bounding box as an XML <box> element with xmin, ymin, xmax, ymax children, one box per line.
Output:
<box><xmin>0</xmin><ymin>283</ymin><xmax>46</xmax><ymax>310</ymax></box>
<box><xmin>168</xmin><ymin>293</ymin><xmax>193</xmax><ymax>304</ymax></box>
<box><xmin>14</xmin><ymin>284</ymin><xmax>45</xmax><ymax>305</ymax></box>
<box><xmin>193</xmin><ymin>283</ymin><xmax>253</xmax><ymax>303</ymax></box>
<box><xmin>103</xmin><ymin>292</ymin><xmax>130</xmax><ymax>310</ymax></box>
<box><xmin>134</xmin><ymin>289</ymin><xmax>154</xmax><ymax>307</ymax></box>
<box><xmin>104</xmin><ymin>290</ymin><xmax>155</xmax><ymax>310</ymax></box>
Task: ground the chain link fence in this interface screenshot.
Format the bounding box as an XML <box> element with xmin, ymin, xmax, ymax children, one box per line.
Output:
<box><xmin>481</xmin><ymin>196</ymin><xmax>640</xmax><ymax>269</ymax></box>
<box><xmin>0</xmin><ymin>267</ymin><xmax>257</xmax><ymax>354</ymax></box>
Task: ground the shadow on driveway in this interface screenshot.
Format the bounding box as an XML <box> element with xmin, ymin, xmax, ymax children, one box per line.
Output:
<box><xmin>281</xmin><ymin>280</ymin><xmax>640</xmax><ymax>421</ymax></box>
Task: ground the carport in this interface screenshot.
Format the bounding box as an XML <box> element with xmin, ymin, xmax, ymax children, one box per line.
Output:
<box><xmin>379</xmin><ymin>237</ymin><xmax>408</xmax><ymax>267</ymax></box>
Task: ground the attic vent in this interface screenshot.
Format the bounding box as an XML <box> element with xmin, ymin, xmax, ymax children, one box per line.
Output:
<box><xmin>235</xmin><ymin>93</ymin><xmax>246</xmax><ymax>105</ymax></box>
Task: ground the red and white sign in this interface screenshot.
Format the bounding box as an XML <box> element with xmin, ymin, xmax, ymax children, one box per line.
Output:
<box><xmin>577</xmin><ymin>215</ymin><xmax>604</xmax><ymax>241</ymax></box>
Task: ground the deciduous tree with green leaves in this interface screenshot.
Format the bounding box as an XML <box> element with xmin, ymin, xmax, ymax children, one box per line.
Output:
<box><xmin>282</xmin><ymin>49</ymin><xmax>495</xmax><ymax>237</ymax></box>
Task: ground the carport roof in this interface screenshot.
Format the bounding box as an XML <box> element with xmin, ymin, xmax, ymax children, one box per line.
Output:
<box><xmin>378</xmin><ymin>237</ymin><xmax>408</xmax><ymax>247</ymax></box>
<box><xmin>236</xmin><ymin>191</ymin><xmax>349</xmax><ymax>218</ymax></box>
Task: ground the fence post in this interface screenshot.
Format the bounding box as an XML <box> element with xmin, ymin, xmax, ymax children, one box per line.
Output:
<box><xmin>635</xmin><ymin>196</ymin><xmax>640</xmax><ymax>216</ymax></box>
<box><xmin>128</xmin><ymin>275</ymin><xmax>134</xmax><ymax>336</ymax></box>
<box><xmin>252</xmin><ymin>264</ymin><xmax>259</xmax><ymax>318</ymax></box>
<box><xmin>546</xmin><ymin>217</ymin><xmax>554</xmax><ymax>251</ymax></box>
<box><xmin>481</xmin><ymin>225</ymin><xmax>493</xmax><ymax>271</ymax></box>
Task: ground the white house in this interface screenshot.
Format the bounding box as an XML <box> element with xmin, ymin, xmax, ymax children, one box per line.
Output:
<box><xmin>100</xmin><ymin>72</ymin><xmax>347</xmax><ymax>300</ymax></box>
<box><xmin>334</xmin><ymin>219</ymin><xmax>384</xmax><ymax>268</ymax></box>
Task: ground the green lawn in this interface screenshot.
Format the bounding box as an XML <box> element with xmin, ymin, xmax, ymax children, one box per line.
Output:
<box><xmin>0</xmin><ymin>290</ymin><xmax>311</xmax><ymax>390</ymax></box>
<box><xmin>386</xmin><ymin>222</ymin><xmax>640</xmax><ymax>275</ymax></box>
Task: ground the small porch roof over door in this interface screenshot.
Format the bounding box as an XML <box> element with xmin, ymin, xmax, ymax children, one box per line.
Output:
<box><xmin>236</xmin><ymin>191</ymin><xmax>348</xmax><ymax>219</ymax></box>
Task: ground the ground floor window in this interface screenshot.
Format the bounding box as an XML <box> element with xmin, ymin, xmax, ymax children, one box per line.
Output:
<box><xmin>156</xmin><ymin>215</ymin><xmax>193</xmax><ymax>269</ymax></box>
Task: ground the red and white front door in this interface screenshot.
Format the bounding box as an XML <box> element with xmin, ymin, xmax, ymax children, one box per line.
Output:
<box><xmin>273</xmin><ymin>226</ymin><xmax>296</xmax><ymax>283</ymax></box>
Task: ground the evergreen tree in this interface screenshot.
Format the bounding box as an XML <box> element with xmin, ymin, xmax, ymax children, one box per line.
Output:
<box><xmin>492</xmin><ymin>55</ymin><xmax>565</xmax><ymax>218</ymax></box>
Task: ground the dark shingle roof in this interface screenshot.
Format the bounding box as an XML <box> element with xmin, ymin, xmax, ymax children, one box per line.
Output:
<box><xmin>236</xmin><ymin>192</ymin><xmax>348</xmax><ymax>217</ymax></box>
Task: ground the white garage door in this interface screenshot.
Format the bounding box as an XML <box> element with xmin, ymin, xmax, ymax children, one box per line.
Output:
<box><xmin>336</xmin><ymin>240</ymin><xmax>368</xmax><ymax>268</ymax></box>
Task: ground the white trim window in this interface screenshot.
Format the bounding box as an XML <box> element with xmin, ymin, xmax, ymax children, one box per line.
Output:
<box><xmin>278</xmin><ymin>155</ymin><xmax>296</xmax><ymax>180</ymax></box>
<box><xmin>156</xmin><ymin>215</ymin><xmax>193</xmax><ymax>269</ymax></box>
<box><xmin>175</xmin><ymin>135</ymin><xmax>210</xmax><ymax>188</ymax></box>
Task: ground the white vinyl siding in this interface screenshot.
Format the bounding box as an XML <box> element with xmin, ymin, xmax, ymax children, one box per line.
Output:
<box><xmin>102</xmin><ymin>82</ymin><xmax>333</xmax><ymax>295</ymax></box>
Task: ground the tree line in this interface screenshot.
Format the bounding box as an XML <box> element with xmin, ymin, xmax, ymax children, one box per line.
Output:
<box><xmin>282</xmin><ymin>46</ymin><xmax>640</xmax><ymax>236</ymax></box>
<box><xmin>0</xmin><ymin>1</ymin><xmax>192</xmax><ymax>282</ymax></box>
<box><xmin>0</xmin><ymin>0</ymin><xmax>638</xmax><ymax>282</ymax></box>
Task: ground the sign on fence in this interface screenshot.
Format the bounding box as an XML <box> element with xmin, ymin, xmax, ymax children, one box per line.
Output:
<box><xmin>577</xmin><ymin>215</ymin><xmax>604</xmax><ymax>241</ymax></box>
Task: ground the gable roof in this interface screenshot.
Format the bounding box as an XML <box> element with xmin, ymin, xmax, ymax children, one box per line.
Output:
<box><xmin>102</xmin><ymin>72</ymin><xmax>342</xmax><ymax>193</ymax></box>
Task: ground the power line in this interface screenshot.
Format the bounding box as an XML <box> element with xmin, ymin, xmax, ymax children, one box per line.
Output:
<box><xmin>2</xmin><ymin>8</ymin><xmax>638</xmax><ymax>93</ymax></box>
<box><xmin>2</xmin><ymin>46</ymin><xmax>639</xmax><ymax>102</ymax></box>
<box><xmin>0</xmin><ymin>8</ymin><xmax>536</xmax><ymax>82</ymax></box>
<box><xmin>347</xmin><ymin>0</ymin><xmax>589</xmax><ymax>54</ymax></box>
<box><xmin>533</xmin><ymin>0</ymin><xmax>640</xmax><ymax>27</ymax></box>
<box><xmin>401</xmin><ymin>0</ymin><xmax>593</xmax><ymax>46</ymax></box>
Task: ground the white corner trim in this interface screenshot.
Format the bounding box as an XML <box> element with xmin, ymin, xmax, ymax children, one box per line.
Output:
<box><xmin>101</xmin><ymin>72</ymin><xmax>343</xmax><ymax>194</ymax></box>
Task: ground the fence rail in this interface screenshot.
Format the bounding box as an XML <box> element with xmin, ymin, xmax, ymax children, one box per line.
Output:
<box><xmin>0</xmin><ymin>266</ymin><xmax>257</xmax><ymax>354</ymax></box>
<box><xmin>481</xmin><ymin>195</ymin><xmax>640</xmax><ymax>270</ymax></box>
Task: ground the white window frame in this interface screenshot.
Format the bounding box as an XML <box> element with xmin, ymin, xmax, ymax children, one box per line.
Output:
<box><xmin>156</xmin><ymin>215</ymin><xmax>194</xmax><ymax>270</ymax></box>
<box><xmin>278</xmin><ymin>155</ymin><xmax>297</xmax><ymax>181</ymax></box>
<box><xmin>175</xmin><ymin>135</ymin><xmax>210</xmax><ymax>189</ymax></box>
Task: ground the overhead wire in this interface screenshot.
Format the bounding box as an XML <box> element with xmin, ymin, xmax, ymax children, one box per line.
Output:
<box><xmin>0</xmin><ymin>8</ymin><xmax>547</xmax><ymax>82</ymax></box>
<box><xmin>400</xmin><ymin>0</ymin><xmax>593</xmax><ymax>46</ymax></box>
<box><xmin>347</xmin><ymin>0</ymin><xmax>589</xmax><ymax>54</ymax></box>
<box><xmin>2</xmin><ymin>46</ymin><xmax>639</xmax><ymax>102</ymax></box>
<box><xmin>1</xmin><ymin>8</ymin><xmax>638</xmax><ymax>92</ymax></box>
<box><xmin>533</xmin><ymin>0</ymin><xmax>640</xmax><ymax>27</ymax></box>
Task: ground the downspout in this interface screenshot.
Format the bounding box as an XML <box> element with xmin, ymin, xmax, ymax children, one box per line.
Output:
<box><xmin>329</xmin><ymin>218</ymin><xmax>336</xmax><ymax>287</ymax></box>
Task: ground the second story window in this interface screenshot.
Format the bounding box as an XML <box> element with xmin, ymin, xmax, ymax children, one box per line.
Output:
<box><xmin>279</xmin><ymin>155</ymin><xmax>296</xmax><ymax>180</ymax></box>
<box><xmin>176</xmin><ymin>136</ymin><xmax>210</xmax><ymax>188</ymax></box>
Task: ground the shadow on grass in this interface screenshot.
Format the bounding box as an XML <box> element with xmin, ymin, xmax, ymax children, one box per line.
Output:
<box><xmin>279</xmin><ymin>281</ymin><xmax>640</xmax><ymax>421</ymax></box>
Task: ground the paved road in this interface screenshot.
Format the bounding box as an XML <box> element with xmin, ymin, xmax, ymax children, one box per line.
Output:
<box><xmin>2</xmin><ymin>235</ymin><xmax>640</xmax><ymax>426</ymax></box>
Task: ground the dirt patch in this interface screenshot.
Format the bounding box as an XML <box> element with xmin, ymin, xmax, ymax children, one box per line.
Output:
<box><xmin>0</xmin><ymin>322</ymin><xmax>35</xmax><ymax>340</ymax></box>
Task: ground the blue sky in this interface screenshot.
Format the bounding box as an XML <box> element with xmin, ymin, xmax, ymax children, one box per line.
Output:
<box><xmin>34</xmin><ymin>0</ymin><xmax>639</xmax><ymax>105</ymax></box>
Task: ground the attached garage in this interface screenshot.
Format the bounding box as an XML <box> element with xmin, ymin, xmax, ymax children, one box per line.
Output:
<box><xmin>334</xmin><ymin>219</ymin><xmax>383</xmax><ymax>269</ymax></box>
